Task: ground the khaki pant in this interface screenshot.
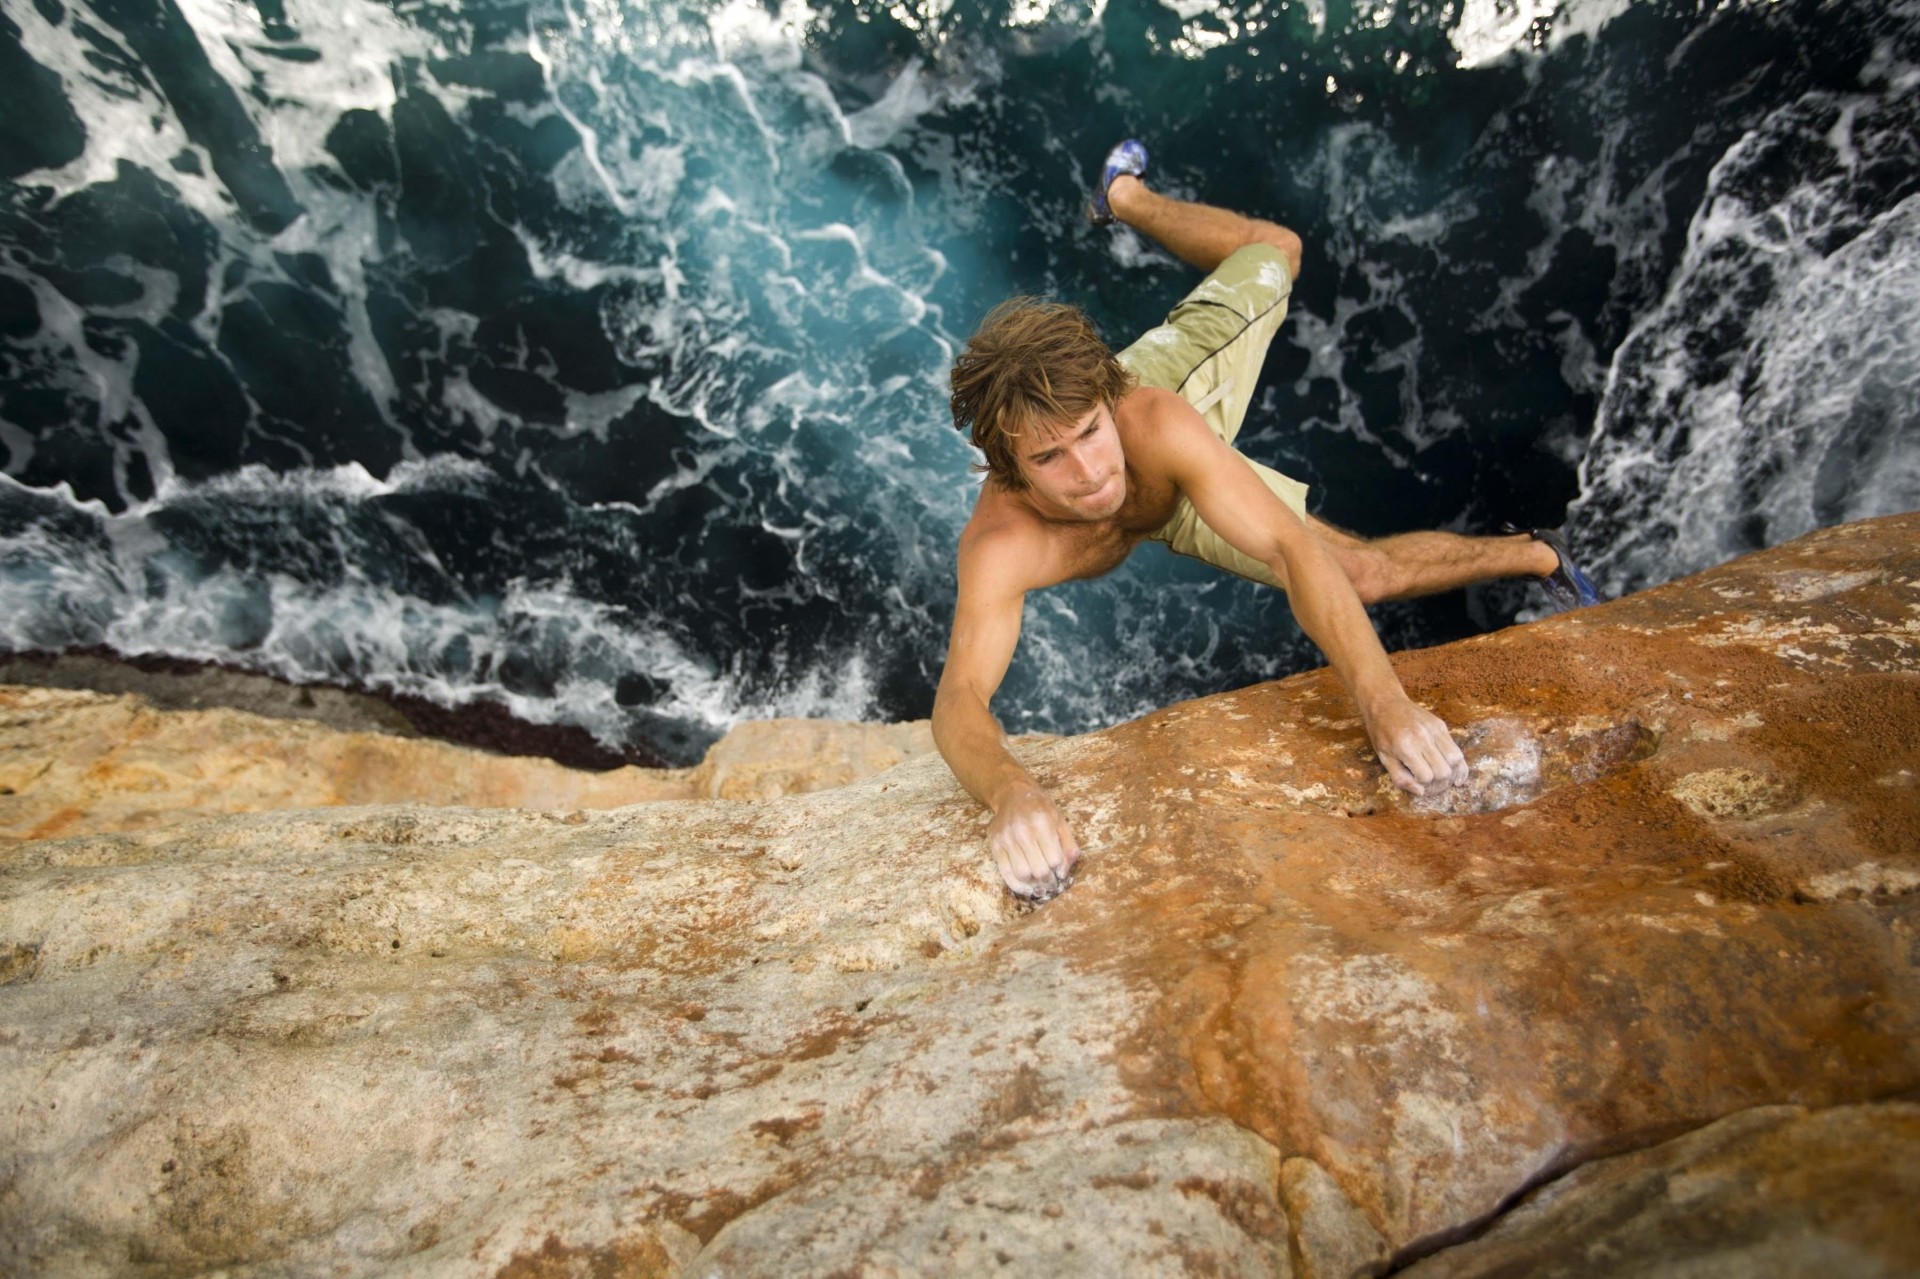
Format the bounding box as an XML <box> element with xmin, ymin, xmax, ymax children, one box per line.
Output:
<box><xmin>1116</xmin><ymin>242</ymin><xmax>1308</xmax><ymax>590</ymax></box>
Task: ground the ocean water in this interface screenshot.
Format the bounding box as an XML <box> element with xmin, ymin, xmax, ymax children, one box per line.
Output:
<box><xmin>2</xmin><ymin>0</ymin><xmax>1916</xmax><ymax>764</ymax></box>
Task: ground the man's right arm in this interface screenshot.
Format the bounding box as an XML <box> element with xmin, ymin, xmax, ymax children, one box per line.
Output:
<box><xmin>932</xmin><ymin>534</ymin><xmax>1081</xmax><ymax>896</ymax></box>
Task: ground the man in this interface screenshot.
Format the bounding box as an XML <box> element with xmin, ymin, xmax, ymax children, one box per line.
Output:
<box><xmin>934</xmin><ymin>140</ymin><xmax>1600</xmax><ymax>899</ymax></box>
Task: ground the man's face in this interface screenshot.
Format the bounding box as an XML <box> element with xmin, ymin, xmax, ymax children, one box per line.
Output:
<box><xmin>1014</xmin><ymin>402</ymin><xmax>1126</xmax><ymax>521</ymax></box>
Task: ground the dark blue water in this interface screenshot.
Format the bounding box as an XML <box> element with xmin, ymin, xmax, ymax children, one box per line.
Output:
<box><xmin>2</xmin><ymin>0</ymin><xmax>1917</xmax><ymax>764</ymax></box>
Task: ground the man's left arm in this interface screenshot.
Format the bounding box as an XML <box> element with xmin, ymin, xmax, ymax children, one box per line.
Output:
<box><xmin>1139</xmin><ymin>395</ymin><xmax>1468</xmax><ymax>795</ymax></box>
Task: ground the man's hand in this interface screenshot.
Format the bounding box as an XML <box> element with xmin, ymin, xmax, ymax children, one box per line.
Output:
<box><xmin>1362</xmin><ymin>696</ymin><xmax>1469</xmax><ymax>796</ymax></box>
<box><xmin>987</xmin><ymin>782</ymin><xmax>1081</xmax><ymax>897</ymax></box>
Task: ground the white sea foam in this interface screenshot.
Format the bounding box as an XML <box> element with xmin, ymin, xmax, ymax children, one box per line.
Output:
<box><xmin>1447</xmin><ymin>0</ymin><xmax>1635</xmax><ymax>68</ymax></box>
<box><xmin>1279</xmin><ymin>124</ymin><xmax>1465</xmax><ymax>460</ymax></box>
<box><xmin>8</xmin><ymin>0</ymin><xmax>216</xmax><ymax>212</ymax></box>
<box><xmin>0</xmin><ymin>462</ymin><xmax>885</xmax><ymax>749</ymax></box>
<box><xmin>1572</xmin><ymin>83</ymin><xmax>1920</xmax><ymax>594</ymax></box>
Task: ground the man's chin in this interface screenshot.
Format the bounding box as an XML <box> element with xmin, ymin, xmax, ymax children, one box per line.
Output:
<box><xmin>1079</xmin><ymin>481</ymin><xmax>1124</xmax><ymax>517</ymax></box>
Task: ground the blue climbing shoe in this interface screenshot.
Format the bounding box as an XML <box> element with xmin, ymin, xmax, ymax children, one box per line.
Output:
<box><xmin>1088</xmin><ymin>139</ymin><xmax>1148</xmax><ymax>227</ymax></box>
<box><xmin>1515</xmin><ymin>525</ymin><xmax>1602</xmax><ymax>611</ymax></box>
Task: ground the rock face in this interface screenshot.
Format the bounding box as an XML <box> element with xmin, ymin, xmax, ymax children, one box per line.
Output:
<box><xmin>2</xmin><ymin>513</ymin><xmax>1918</xmax><ymax>1277</ymax></box>
<box><xmin>1398</xmin><ymin>1103</ymin><xmax>1920</xmax><ymax>1278</ymax></box>
<box><xmin>0</xmin><ymin>694</ymin><xmax>938</xmax><ymax>843</ymax></box>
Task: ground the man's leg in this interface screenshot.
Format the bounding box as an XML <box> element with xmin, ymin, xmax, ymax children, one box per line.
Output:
<box><xmin>1310</xmin><ymin>517</ymin><xmax>1558</xmax><ymax>604</ymax></box>
<box><xmin>1107</xmin><ymin>176</ymin><xmax>1303</xmax><ymax>280</ymax></box>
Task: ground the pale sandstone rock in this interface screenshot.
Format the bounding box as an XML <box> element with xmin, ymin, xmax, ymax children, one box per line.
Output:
<box><xmin>689</xmin><ymin>717</ymin><xmax>938</xmax><ymax>801</ymax></box>
<box><xmin>1278</xmin><ymin>1157</ymin><xmax>1389</xmax><ymax>1279</ymax></box>
<box><xmin>2</xmin><ymin>513</ymin><xmax>1919</xmax><ymax>1276</ymax></box>
<box><xmin>0</xmin><ymin>692</ymin><xmax>938</xmax><ymax>842</ymax></box>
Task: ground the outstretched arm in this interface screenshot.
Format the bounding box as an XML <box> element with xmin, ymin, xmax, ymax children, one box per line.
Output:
<box><xmin>1138</xmin><ymin>394</ymin><xmax>1468</xmax><ymax>794</ymax></box>
<box><xmin>1269</xmin><ymin>517</ymin><xmax>1469</xmax><ymax>795</ymax></box>
<box><xmin>932</xmin><ymin>539</ymin><xmax>1081</xmax><ymax>895</ymax></box>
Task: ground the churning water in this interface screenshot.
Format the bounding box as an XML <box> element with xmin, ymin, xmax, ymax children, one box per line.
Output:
<box><xmin>2</xmin><ymin>0</ymin><xmax>1916</xmax><ymax>762</ymax></box>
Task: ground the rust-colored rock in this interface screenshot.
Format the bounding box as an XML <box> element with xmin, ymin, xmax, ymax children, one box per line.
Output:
<box><xmin>2</xmin><ymin>514</ymin><xmax>1917</xmax><ymax>1276</ymax></box>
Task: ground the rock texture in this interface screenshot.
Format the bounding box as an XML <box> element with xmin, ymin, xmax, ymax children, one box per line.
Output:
<box><xmin>1398</xmin><ymin>1102</ymin><xmax>1920</xmax><ymax>1278</ymax></box>
<box><xmin>3</xmin><ymin>513</ymin><xmax>1919</xmax><ymax>1277</ymax></box>
<box><xmin>0</xmin><ymin>692</ymin><xmax>938</xmax><ymax>842</ymax></box>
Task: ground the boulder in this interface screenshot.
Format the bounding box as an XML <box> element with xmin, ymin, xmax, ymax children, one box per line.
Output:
<box><xmin>2</xmin><ymin>513</ymin><xmax>1917</xmax><ymax>1276</ymax></box>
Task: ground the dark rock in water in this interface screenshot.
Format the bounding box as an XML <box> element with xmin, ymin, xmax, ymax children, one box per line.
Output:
<box><xmin>0</xmin><ymin>649</ymin><xmax>417</xmax><ymax>735</ymax></box>
<box><xmin>379</xmin><ymin>680</ymin><xmax>662</xmax><ymax>770</ymax></box>
<box><xmin>0</xmin><ymin>647</ymin><xmax>671</xmax><ymax>769</ymax></box>
<box><xmin>1</xmin><ymin>515</ymin><xmax>1915</xmax><ymax>1274</ymax></box>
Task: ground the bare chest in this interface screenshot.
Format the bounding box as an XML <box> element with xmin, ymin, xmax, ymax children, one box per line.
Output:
<box><xmin>1052</xmin><ymin>479</ymin><xmax>1182</xmax><ymax>581</ymax></box>
<box><xmin>1052</xmin><ymin>522</ymin><xmax>1146</xmax><ymax>582</ymax></box>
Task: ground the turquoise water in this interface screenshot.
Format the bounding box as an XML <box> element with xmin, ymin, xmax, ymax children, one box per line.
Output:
<box><xmin>2</xmin><ymin>0</ymin><xmax>1917</xmax><ymax>762</ymax></box>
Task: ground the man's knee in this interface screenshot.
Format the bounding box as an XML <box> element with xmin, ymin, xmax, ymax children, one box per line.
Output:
<box><xmin>1248</xmin><ymin>221</ymin><xmax>1303</xmax><ymax>280</ymax></box>
<box><xmin>1332</xmin><ymin>541</ymin><xmax>1392</xmax><ymax>604</ymax></box>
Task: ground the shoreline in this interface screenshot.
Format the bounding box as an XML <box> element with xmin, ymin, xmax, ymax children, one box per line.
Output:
<box><xmin>0</xmin><ymin>647</ymin><xmax>671</xmax><ymax>771</ymax></box>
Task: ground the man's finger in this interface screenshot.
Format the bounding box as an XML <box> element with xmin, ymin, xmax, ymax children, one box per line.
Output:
<box><xmin>1381</xmin><ymin>751</ymin><xmax>1424</xmax><ymax>796</ymax></box>
<box><xmin>1059</xmin><ymin>824</ymin><xmax>1082</xmax><ymax>869</ymax></box>
<box><xmin>1007</xmin><ymin>828</ymin><xmax>1050</xmax><ymax>891</ymax></box>
<box><xmin>993</xmin><ymin>844</ymin><xmax>1027</xmax><ymax>895</ymax></box>
<box><xmin>1043</xmin><ymin>823</ymin><xmax>1076</xmax><ymax>878</ymax></box>
<box><xmin>1417</xmin><ymin>733</ymin><xmax>1456</xmax><ymax>788</ymax></box>
<box><xmin>994</xmin><ymin>827</ymin><xmax>1039</xmax><ymax>891</ymax></box>
<box><xmin>1397</xmin><ymin>735</ymin><xmax>1438</xmax><ymax>786</ymax></box>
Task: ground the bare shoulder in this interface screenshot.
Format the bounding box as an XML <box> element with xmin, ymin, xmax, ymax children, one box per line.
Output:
<box><xmin>1115</xmin><ymin>385</ymin><xmax>1220</xmax><ymax>470</ymax></box>
<box><xmin>957</xmin><ymin>493</ymin><xmax>1055</xmax><ymax>598</ymax></box>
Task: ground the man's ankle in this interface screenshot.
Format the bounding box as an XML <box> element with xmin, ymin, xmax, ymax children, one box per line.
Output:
<box><xmin>1106</xmin><ymin>174</ymin><xmax>1146</xmax><ymax>222</ymax></box>
<box><xmin>1522</xmin><ymin>535</ymin><xmax>1559</xmax><ymax>578</ymax></box>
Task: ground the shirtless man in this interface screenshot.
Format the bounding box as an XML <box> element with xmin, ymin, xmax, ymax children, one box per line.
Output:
<box><xmin>933</xmin><ymin>140</ymin><xmax>1600</xmax><ymax>899</ymax></box>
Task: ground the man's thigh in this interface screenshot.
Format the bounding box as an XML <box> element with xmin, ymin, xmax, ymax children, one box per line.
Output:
<box><xmin>1117</xmin><ymin>242</ymin><xmax>1295</xmax><ymax>444</ymax></box>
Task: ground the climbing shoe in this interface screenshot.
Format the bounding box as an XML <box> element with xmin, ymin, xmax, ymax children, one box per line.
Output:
<box><xmin>1508</xmin><ymin>524</ymin><xmax>1602</xmax><ymax>611</ymax></box>
<box><xmin>1088</xmin><ymin>139</ymin><xmax>1148</xmax><ymax>227</ymax></box>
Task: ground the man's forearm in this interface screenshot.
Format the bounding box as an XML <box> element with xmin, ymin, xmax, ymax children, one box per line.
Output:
<box><xmin>931</xmin><ymin>685</ymin><xmax>1038</xmax><ymax>812</ymax></box>
<box><xmin>1272</xmin><ymin>540</ymin><xmax>1406</xmax><ymax>715</ymax></box>
<box><xmin>1272</xmin><ymin>535</ymin><xmax>1468</xmax><ymax>793</ymax></box>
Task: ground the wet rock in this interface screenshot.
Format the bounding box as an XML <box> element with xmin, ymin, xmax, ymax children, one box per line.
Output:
<box><xmin>1</xmin><ymin>513</ymin><xmax>1918</xmax><ymax>1274</ymax></box>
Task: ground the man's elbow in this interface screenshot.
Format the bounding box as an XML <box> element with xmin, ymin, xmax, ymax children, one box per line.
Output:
<box><xmin>930</xmin><ymin>680</ymin><xmax>968</xmax><ymax>750</ymax></box>
<box><xmin>932</xmin><ymin>678</ymin><xmax>991</xmax><ymax>748</ymax></box>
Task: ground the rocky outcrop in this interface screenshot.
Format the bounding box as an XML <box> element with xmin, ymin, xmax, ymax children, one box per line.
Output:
<box><xmin>2</xmin><ymin>514</ymin><xmax>1918</xmax><ymax>1276</ymax></box>
<box><xmin>0</xmin><ymin>693</ymin><xmax>938</xmax><ymax>842</ymax></box>
<box><xmin>1398</xmin><ymin>1103</ymin><xmax>1920</xmax><ymax>1277</ymax></box>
